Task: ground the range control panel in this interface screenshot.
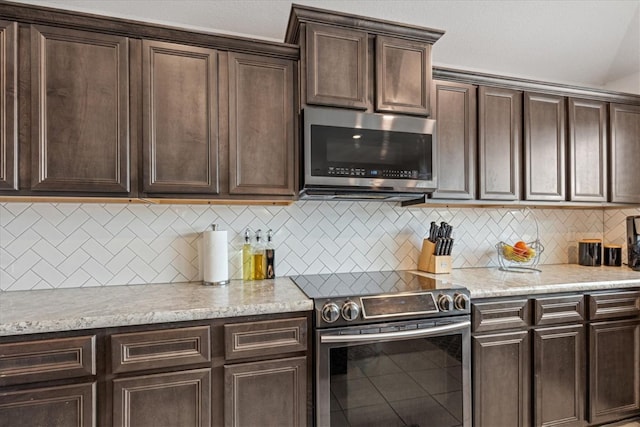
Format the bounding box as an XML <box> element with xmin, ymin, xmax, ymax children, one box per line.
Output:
<box><xmin>315</xmin><ymin>289</ymin><xmax>470</xmax><ymax>329</ymax></box>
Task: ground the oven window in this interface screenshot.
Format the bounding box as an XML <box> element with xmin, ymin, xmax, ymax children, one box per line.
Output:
<box><xmin>329</xmin><ymin>335</ymin><xmax>463</xmax><ymax>427</ymax></box>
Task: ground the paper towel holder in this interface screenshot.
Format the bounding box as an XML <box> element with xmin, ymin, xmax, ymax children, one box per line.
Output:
<box><xmin>203</xmin><ymin>223</ymin><xmax>230</xmax><ymax>286</ymax></box>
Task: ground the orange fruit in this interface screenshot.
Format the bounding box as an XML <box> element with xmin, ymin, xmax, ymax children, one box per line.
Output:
<box><xmin>514</xmin><ymin>241</ymin><xmax>528</xmax><ymax>250</ymax></box>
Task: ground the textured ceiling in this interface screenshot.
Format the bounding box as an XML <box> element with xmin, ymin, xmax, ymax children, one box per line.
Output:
<box><xmin>11</xmin><ymin>0</ymin><xmax>640</xmax><ymax>94</ymax></box>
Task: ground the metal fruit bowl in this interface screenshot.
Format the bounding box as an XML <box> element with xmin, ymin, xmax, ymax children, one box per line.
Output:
<box><xmin>496</xmin><ymin>240</ymin><xmax>544</xmax><ymax>272</ymax></box>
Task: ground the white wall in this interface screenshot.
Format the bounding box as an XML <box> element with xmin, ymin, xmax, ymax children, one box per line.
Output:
<box><xmin>604</xmin><ymin>72</ymin><xmax>640</xmax><ymax>95</ymax></box>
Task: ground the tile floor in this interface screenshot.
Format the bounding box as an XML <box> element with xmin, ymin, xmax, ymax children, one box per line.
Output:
<box><xmin>328</xmin><ymin>336</ymin><xmax>463</xmax><ymax>427</ymax></box>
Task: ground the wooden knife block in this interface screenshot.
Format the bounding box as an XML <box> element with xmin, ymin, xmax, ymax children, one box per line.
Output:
<box><xmin>418</xmin><ymin>239</ymin><xmax>452</xmax><ymax>274</ymax></box>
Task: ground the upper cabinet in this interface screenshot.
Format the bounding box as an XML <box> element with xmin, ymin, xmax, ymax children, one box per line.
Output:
<box><xmin>228</xmin><ymin>52</ymin><xmax>296</xmax><ymax>196</ymax></box>
<box><xmin>609</xmin><ymin>103</ymin><xmax>640</xmax><ymax>204</ymax></box>
<box><xmin>305</xmin><ymin>23</ymin><xmax>368</xmax><ymax>110</ymax></box>
<box><xmin>287</xmin><ymin>4</ymin><xmax>443</xmax><ymax>116</ymax></box>
<box><xmin>523</xmin><ymin>92</ymin><xmax>566</xmax><ymax>201</ymax></box>
<box><xmin>430</xmin><ymin>80</ymin><xmax>477</xmax><ymax>199</ymax></box>
<box><xmin>568</xmin><ymin>98</ymin><xmax>608</xmax><ymax>202</ymax></box>
<box><xmin>141</xmin><ymin>40</ymin><xmax>219</xmax><ymax>195</ymax></box>
<box><xmin>30</xmin><ymin>25</ymin><xmax>131</xmax><ymax>193</ymax></box>
<box><xmin>375</xmin><ymin>36</ymin><xmax>432</xmax><ymax>115</ymax></box>
<box><xmin>478</xmin><ymin>86</ymin><xmax>522</xmax><ymax>201</ymax></box>
<box><xmin>0</xmin><ymin>20</ymin><xmax>18</xmax><ymax>192</ymax></box>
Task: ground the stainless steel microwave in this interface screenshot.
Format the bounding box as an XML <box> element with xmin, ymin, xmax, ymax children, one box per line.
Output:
<box><xmin>301</xmin><ymin>107</ymin><xmax>437</xmax><ymax>200</ymax></box>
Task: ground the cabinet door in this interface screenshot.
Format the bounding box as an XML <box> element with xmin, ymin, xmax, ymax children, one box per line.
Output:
<box><xmin>478</xmin><ymin>86</ymin><xmax>522</xmax><ymax>200</ymax></box>
<box><xmin>30</xmin><ymin>25</ymin><xmax>130</xmax><ymax>193</ymax></box>
<box><xmin>0</xmin><ymin>382</ymin><xmax>95</xmax><ymax>427</ymax></box>
<box><xmin>533</xmin><ymin>324</ymin><xmax>585</xmax><ymax>427</ymax></box>
<box><xmin>610</xmin><ymin>103</ymin><xmax>640</xmax><ymax>203</ymax></box>
<box><xmin>524</xmin><ymin>92</ymin><xmax>566</xmax><ymax>201</ymax></box>
<box><xmin>142</xmin><ymin>40</ymin><xmax>218</xmax><ymax>194</ymax></box>
<box><xmin>305</xmin><ymin>23</ymin><xmax>367</xmax><ymax>109</ymax></box>
<box><xmin>113</xmin><ymin>368</ymin><xmax>211</xmax><ymax>427</ymax></box>
<box><xmin>588</xmin><ymin>319</ymin><xmax>640</xmax><ymax>425</ymax></box>
<box><xmin>430</xmin><ymin>80</ymin><xmax>477</xmax><ymax>199</ymax></box>
<box><xmin>472</xmin><ymin>331</ymin><xmax>531</xmax><ymax>427</ymax></box>
<box><xmin>224</xmin><ymin>356</ymin><xmax>306</xmax><ymax>427</ymax></box>
<box><xmin>0</xmin><ymin>20</ymin><xmax>17</xmax><ymax>191</ymax></box>
<box><xmin>376</xmin><ymin>36</ymin><xmax>431</xmax><ymax>116</ymax></box>
<box><xmin>228</xmin><ymin>52</ymin><xmax>295</xmax><ymax>196</ymax></box>
<box><xmin>568</xmin><ymin>98</ymin><xmax>607</xmax><ymax>202</ymax></box>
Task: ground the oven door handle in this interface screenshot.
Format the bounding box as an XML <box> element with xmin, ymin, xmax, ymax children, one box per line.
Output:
<box><xmin>320</xmin><ymin>320</ymin><xmax>470</xmax><ymax>343</ymax></box>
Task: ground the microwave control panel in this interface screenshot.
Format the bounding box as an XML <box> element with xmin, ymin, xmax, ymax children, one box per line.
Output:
<box><xmin>325</xmin><ymin>167</ymin><xmax>418</xmax><ymax>179</ymax></box>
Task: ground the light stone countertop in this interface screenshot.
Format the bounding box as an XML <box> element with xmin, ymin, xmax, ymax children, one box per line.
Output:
<box><xmin>2</xmin><ymin>264</ymin><xmax>640</xmax><ymax>336</ymax></box>
<box><xmin>412</xmin><ymin>263</ymin><xmax>640</xmax><ymax>298</ymax></box>
<box><xmin>0</xmin><ymin>278</ymin><xmax>313</xmax><ymax>336</ymax></box>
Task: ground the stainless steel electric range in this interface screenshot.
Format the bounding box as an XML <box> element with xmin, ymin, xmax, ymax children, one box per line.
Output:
<box><xmin>291</xmin><ymin>270</ymin><xmax>471</xmax><ymax>427</ymax></box>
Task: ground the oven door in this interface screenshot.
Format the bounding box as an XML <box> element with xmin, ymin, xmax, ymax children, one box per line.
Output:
<box><xmin>316</xmin><ymin>317</ymin><xmax>471</xmax><ymax>427</ymax></box>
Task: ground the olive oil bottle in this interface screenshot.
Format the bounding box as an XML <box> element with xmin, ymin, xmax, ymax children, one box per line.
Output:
<box><xmin>252</xmin><ymin>229</ymin><xmax>266</xmax><ymax>280</ymax></box>
<box><xmin>265</xmin><ymin>229</ymin><xmax>275</xmax><ymax>279</ymax></box>
<box><xmin>242</xmin><ymin>228</ymin><xmax>252</xmax><ymax>281</ymax></box>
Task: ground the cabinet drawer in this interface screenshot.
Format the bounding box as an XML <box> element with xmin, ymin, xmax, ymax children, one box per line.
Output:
<box><xmin>472</xmin><ymin>299</ymin><xmax>531</xmax><ymax>333</ymax></box>
<box><xmin>588</xmin><ymin>291</ymin><xmax>640</xmax><ymax>321</ymax></box>
<box><xmin>534</xmin><ymin>295</ymin><xmax>585</xmax><ymax>326</ymax></box>
<box><xmin>0</xmin><ymin>335</ymin><xmax>96</xmax><ymax>387</ymax></box>
<box><xmin>111</xmin><ymin>326</ymin><xmax>210</xmax><ymax>374</ymax></box>
<box><xmin>225</xmin><ymin>317</ymin><xmax>307</xmax><ymax>361</ymax></box>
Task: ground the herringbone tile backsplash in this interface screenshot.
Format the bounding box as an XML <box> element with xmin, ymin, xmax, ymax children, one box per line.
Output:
<box><xmin>604</xmin><ymin>207</ymin><xmax>640</xmax><ymax>263</ymax></box>
<box><xmin>0</xmin><ymin>202</ymin><xmax>610</xmax><ymax>291</ymax></box>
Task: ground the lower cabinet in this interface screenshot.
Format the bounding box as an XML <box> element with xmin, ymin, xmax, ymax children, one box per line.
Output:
<box><xmin>113</xmin><ymin>369</ymin><xmax>212</xmax><ymax>427</ymax></box>
<box><xmin>0</xmin><ymin>382</ymin><xmax>96</xmax><ymax>427</ymax></box>
<box><xmin>0</xmin><ymin>312</ymin><xmax>311</xmax><ymax>427</ymax></box>
<box><xmin>588</xmin><ymin>319</ymin><xmax>640</xmax><ymax>425</ymax></box>
<box><xmin>472</xmin><ymin>330</ymin><xmax>531</xmax><ymax>427</ymax></box>
<box><xmin>224</xmin><ymin>357</ymin><xmax>307</xmax><ymax>427</ymax></box>
<box><xmin>533</xmin><ymin>324</ymin><xmax>584</xmax><ymax>427</ymax></box>
<box><xmin>472</xmin><ymin>291</ymin><xmax>640</xmax><ymax>427</ymax></box>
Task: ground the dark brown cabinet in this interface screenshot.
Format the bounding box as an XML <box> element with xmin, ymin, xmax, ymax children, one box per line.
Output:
<box><xmin>0</xmin><ymin>335</ymin><xmax>97</xmax><ymax>427</ymax></box>
<box><xmin>376</xmin><ymin>36</ymin><xmax>431</xmax><ymax>116</ymax></box>
<box><xmin>473</xmin><ymin>295</ymin><xmax>591</xmax><ymax>427</ymax></box>
<box><xmin>223</xmin><ymin>317</ymin><xmax>308</xmax><ymax>427</ymax></box>
<box><xmin>523</xmin><ymin>92</ymin><xmax>566</xmax><ymax>201</ymax></box>
<box><xmin>30</xmin><ymin>24</ymin><xmax>130</xmax><ymax>193</ymax></box>
<box><xmin>113</xmin><ymin>369</ymin><xmax>212</xmax><ymax>427</ymax></box>
<box><xmin>609</xmin><ymin>103</ymin><xmax>640</xmax><ymax>203</ymax></box>
<box><xmin>0</xmin><ymin>382</ymin><xmax>96</xmax><ymax>427</ymax></box>
<box><xmin>304</xmin><ymin>23</ymin><xmax>368</xmax><ymax>110</ymax></box>
<box><xmin>142</xmin><ymin>40</ymin><xmax>219</xmax><ymax>194</ymax></box>
<box><xmin>472</xmin><ymin>330</ymin><xmax>531</xmax><ymax>427</ymax></box>
<box><xmin>587</xmin><ymin>290</ymin><xmax>640</xmax><ymax>425</ymax></box>
<box><xmin>0</xmin><ymin>20</ymin><xmax>18</xmax><ymax>192</ymax></box>
<box><xmin>588</xmin><ymin>319</ymin><xmax>640</xmax><ymax>425</ymax></box>
<box><xmin>430</xmin><ymin>80</ymin><xmax>477</xmax><ymax>199</ymax></box>
<box><xmin>228</xmin><ymin>52</ymin><xmax>296</xmax><ymax>196</ymax></box>
<box><xmin>478</xmin><ymin>86</ymin><xmax>523</xmax><ymax>200</ymax></box>
<box><xmin>533</xmin><ymin>324</ymin><xmax>585</xmax><ymax>427</ymax></box>
<box><xmin>567</xmin><ymin>98</ymin><xmax>608</xmax><ymax>202</ymax></box>
<box><xmin>290</xmin><ymin>6</ymin><xmax>442</xmax><ymax>116</ymax></box>
<box><xmin>224</xmin><ymin>357</ymin><xmax>307</xmax><ymax>427</ymax></box>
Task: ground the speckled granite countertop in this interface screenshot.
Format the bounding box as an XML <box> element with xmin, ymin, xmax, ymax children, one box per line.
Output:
<box><xmin>0</xmin><ymin>278</ymin><xmax>313</xmax><ymax>336</ymax></box>
<box><xmin>412</xmin><ymin>264</ymin><xmax>640</xmax><ymax>298</ymax></box>
<box><xmin>2</xmin><ymin>264</ymin><xmax>639</xmax><ymax>336</ymax></box>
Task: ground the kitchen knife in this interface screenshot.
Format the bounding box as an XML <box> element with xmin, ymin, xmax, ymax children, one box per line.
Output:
<box><xmin>429</xmin><ymin>222</ymin><xmax>436</xmax><ymax>242</ymax></box>
<box><xmin>434</xmin><ymin>238</ymin><xmax>443</xmax><ymax>255</ymax></box>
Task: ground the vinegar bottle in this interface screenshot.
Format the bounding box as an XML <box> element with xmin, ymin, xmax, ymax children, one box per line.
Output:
<box><xmin>242</xmin><ymin>228</ymin><xmax>252</xmax><ymax>281</ymax></box>
<box><xmin>265</xmin><ymin>229</ymin><xmax>275</xmax><ymax>279</ymax></box>
<box><xmin>252</xmin><ymin>229</ymin><xmax>266</xmax><ymax>280</ymax></box>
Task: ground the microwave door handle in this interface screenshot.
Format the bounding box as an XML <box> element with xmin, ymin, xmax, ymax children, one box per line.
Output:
<box><xmin>320</xmin><ymin>320</ymin><xmax>470</xmax><ymax>344</ymax></box>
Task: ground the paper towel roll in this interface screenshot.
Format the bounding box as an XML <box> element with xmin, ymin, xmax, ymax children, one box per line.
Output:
<box><xmin>203</xmin><ymin>227</ymin><xmax>229</xmax><ymax>285</ymax></box>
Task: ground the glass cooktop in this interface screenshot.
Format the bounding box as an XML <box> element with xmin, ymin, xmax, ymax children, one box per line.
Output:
<box><xmin>291</xmin><ymin>270</ymin><xmax>463</xmax><ymax>300</ymax></box>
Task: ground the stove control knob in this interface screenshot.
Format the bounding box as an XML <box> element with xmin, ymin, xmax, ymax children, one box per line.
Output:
<box><xmin>321</xmin><ymin>302</ymin><xmax>341</xmax><ymax>324</ymax></box>
<box><xmin>438</xmin><ymin>294</ymin><xmax>454</xmax><ymax>312</ymax></box>
<box><xmin>342</xmin><ymin>300</ymin><xmax>360</xmax><ymax>321</ymax></box>
<box><xmin>454</xmin><ymin>293</ymin><xmax>470</xmax><ymax>311</ymax></box>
